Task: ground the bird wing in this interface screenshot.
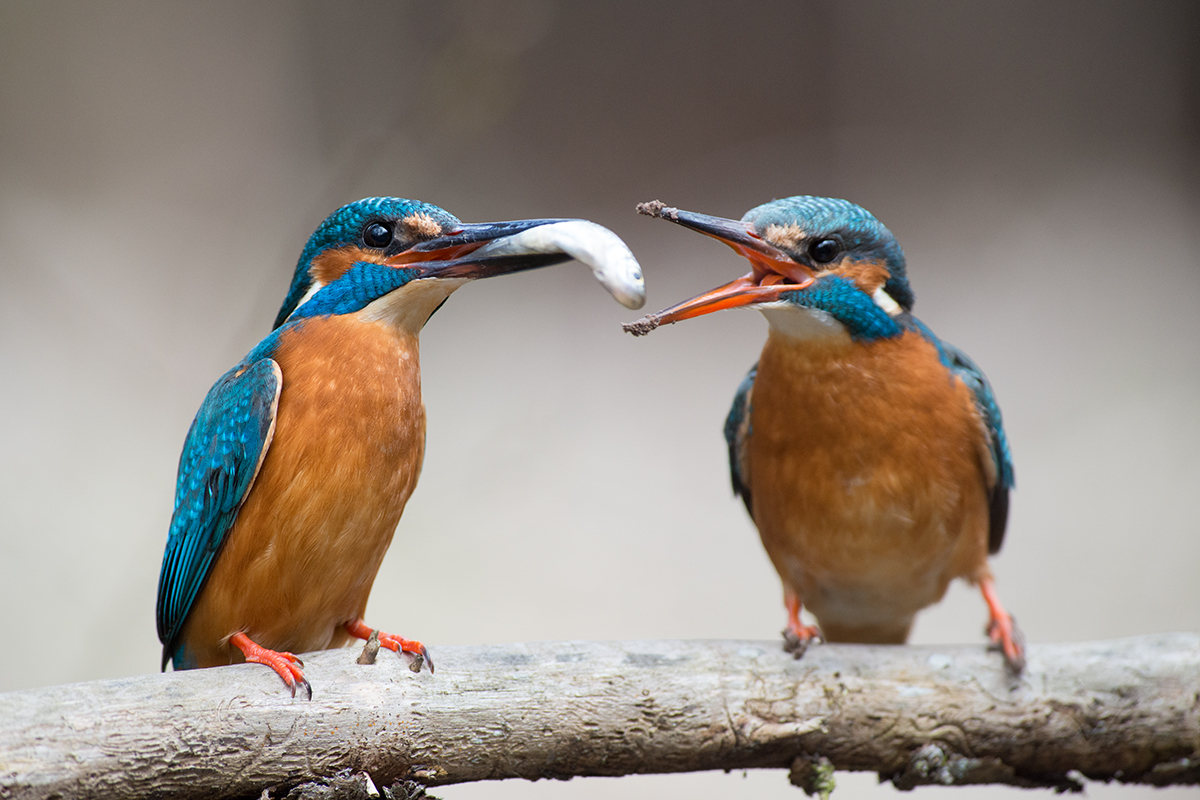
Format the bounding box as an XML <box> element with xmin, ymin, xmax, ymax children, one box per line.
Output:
<box><xmin>723</xmin><ymin>363</ymin><xmax>758</xmax><ymax>521</ymax></box>
<box><xmin>156</xmin><ymin>357</ymin><xmax>283</xmax><ymax>668</ymax></box>
<box><xmin>939</xmin><ymin>340</ymin><xmax>1015</xmax><ymax>554</ymax></box>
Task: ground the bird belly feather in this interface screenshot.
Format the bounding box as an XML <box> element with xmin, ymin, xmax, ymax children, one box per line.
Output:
<box><xmin>749</xmin><ymin>329</ymin><xmax>991</xmax><ymax>643</ymax></box>
<box><xmin>178</xmin><ymin>316</ymin><xmax>426</xmax><ymax>666</ymax></box>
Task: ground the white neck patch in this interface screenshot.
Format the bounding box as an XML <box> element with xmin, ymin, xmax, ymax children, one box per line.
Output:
<box><xmin>355</xmin><ymin>277</ymin><xmax>468</xmax><ymax>334</ymax></box>
<box><xmin>758</xmin><ymin>302</ymin><xmax>849</xmax><ymax>342</ymax></box>
<box><xmin>871</xmin><ymin>286</ymin><xmax>903</xmax><ymax>317</ymax></box>
<box><xmin>285</xmin><ymin>280</ymin><xmax>326</xmax><ymax>322</ymax></box>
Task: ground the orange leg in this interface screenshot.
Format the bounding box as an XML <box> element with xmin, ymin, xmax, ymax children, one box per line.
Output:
<box><xmin>980</xmin><ymin>578</ymin><xmax>1025</xmax><ymax>673</ymax></box>
<box><xmin>230</xmin><ymin>631</ymin><xmax>311</xmax><ymax>699</ymax></box>
<box><xmin>782</xmin><ymin>589</ymin><xmax>823</xmax><ymax>658</ymax></box>
<box><xmin>345</xmin><ymin>618</ymin><xmax>433</xmax><ymax>673</ymax></box>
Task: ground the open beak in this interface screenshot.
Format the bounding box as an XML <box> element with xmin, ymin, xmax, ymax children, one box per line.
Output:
<box><xmin>623</xmin><ymin>201</ymin><xmax>813</xmax><ymax>335</ymax></box>
<box><xmin>388</xmin><ymin>218</ymin><xmax>645</xmax><ymax>309</ymax></box>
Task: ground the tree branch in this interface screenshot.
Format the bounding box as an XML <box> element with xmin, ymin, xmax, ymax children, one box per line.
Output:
<box><xmin>2</xmin><ymin>634</ymin><xmax>1197</xmax><ymax>799</ymax></box>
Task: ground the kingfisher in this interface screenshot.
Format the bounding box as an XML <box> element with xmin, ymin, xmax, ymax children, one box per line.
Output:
<box><xmin>626</xmin><ymin>197</ymin><xmax>1023</xmax><ymax>671</ymax></box>
<box><xmin>157</xmin><ymin>197</ymin><xmax>644</xmax><ymax>697</ymax></box>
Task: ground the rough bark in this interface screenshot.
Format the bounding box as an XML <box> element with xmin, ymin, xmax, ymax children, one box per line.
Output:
<box><xmin>1</xmin><ymin>634</ymin><xmax>1197</xmax><ymax>800</ymax></box>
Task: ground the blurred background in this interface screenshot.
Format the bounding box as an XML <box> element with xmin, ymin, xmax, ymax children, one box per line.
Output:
<box><xmin>1</xmin><ymin>1</ymin><xmax>1197</xmax><ymax>798</ymax></box>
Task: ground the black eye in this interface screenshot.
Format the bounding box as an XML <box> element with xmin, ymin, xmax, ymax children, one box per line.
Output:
<box><xmin>363</xmin><ymin>222</ymin><xmax>392</xmax><ymax>249</ymax></box>
<box><xmin>810</xmin><ymin>238</ymin><xmax>842</xmax><ymax>264</ymax></box>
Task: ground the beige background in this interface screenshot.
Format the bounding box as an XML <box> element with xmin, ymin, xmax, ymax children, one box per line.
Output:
<box><xmin>1</xmin><ymin>2</ymin><xmax>1197</xmax><ymax>798</ymax></box>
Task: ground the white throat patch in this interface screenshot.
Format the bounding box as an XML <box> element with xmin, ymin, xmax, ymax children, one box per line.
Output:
<box><xmin>355</xmin><ymin>278</ymin><xmax>468</xmax><ymax>333</ymax></box>
<box><xmin>758</xmin><ymin>302</ymin><xmax>849</xmax><ymax>342</ymax></box>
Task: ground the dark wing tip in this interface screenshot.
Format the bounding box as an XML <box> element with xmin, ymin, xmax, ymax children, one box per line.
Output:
<box><xmin>988</xmin><ymin>482</ymin><xmax>1010</xmax><ymax>555</ymax></box>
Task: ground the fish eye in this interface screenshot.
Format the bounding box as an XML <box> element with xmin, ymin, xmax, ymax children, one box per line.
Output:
<box><xmin>363</xmin><ymin>222</ymin><xmax>393</xmax><ymax>249</ymax></box>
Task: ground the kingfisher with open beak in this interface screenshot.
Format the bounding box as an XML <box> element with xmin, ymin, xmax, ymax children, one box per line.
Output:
<box><xmin>157</xmin><ymin>197</ymin><xmax>644</xmax><ymax>696</ymax></box>
<box><xmin>626</xmin><ymin>196</ymin><xmax>1022</xmax><ymax>671</ymax></box>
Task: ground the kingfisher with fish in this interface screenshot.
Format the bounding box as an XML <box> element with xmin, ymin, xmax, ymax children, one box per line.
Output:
<box><xmin>157</xmin><ymin>197</ymin><xmax>645</xmax><ymax>696</ymax></box>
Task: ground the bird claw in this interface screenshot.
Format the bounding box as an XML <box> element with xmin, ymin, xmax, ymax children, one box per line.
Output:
<box><xmin>782</xmin><ymin>625</ymin><xmax>824</xmax><ymax>659</ymax></box>
<box><xmin>345</xmin><ymin>619</ymin><xmax>433</xmax><ymax>674</ymax></box>
<box><xmin>381</xmin><ymin>636</ymin><xmax>433</xmax><ymax>674</ymax></box>
<box><xmin>782</xmin><ymin>592</ymin><xmax>822</xmax><ymax>659</ymax></box>
<box><xmin>986</xmin><ymin>614</ymin><xmax>1026</xmax><ymax>673</ymax></box>
<box><xmin>979</xmin><ymin>579</ymin><xmax>1025</xmax><ymax>673</ymax></box>
<box><xmin>231</xmin><ymin>632</ymin><xmax>312</xmax><ymax>699</ymax></box>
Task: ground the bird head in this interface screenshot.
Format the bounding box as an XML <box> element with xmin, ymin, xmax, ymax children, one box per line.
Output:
<box><xmin>624</xmin><ymin>196</ymin><xmax>910</xmax><ymax>335</ymax></box>
<box><xmin>276</xmin><ymin>197</ymin><xmax>644</xmax><ymax>330</ymax></box>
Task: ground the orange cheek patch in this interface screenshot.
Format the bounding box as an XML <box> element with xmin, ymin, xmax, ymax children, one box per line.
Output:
<box><xmin>310</xmin><ymin>246</ymin><xmax>386</xmax><ymax>284</ymax></box>
<box><xmin>831</xmin><ymin>260</ymin><xmax>890</xmax><ymax>295</ymax></box>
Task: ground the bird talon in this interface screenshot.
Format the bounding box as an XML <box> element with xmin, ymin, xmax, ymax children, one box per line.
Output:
<box><xmin>781</xmin><ymin>592</ymin><xmax>822</xmax><ymax>658</ymax></box>
<box><xmin>396</xmin><ymin>642</ymin><xmax>434</xmax><ymax>673</ymax></box>
<box><xmin>346</xmin><ymin>619</ymin><xmax>432</xmax><ymax>673</ymax></box>
<box><xmin>413</xmin><ymin>644</ymin><xmax>435</xmax><ymax>674</ymax></box>
<box><xmin>380</xmin><ymin>634</ymin><xmax>433</xmax><ymax>673</ymax></box>
<box><xmin>230</xmin><ymin>632</ymin><xmax>311</xmax><ymax>699</ymax></box>
<box><xmin>981</xmin><ymin>580</ymin><xmax>1025</xmax><ymax>673</ymax></box>
<box><xmin>986</xmin><ymin>616</ymin><xmax>1026</xmax><ymax>673</ymax></box>
<box><xmin>782</xmin><ymin>625</ymin><xmax>823</xmax><ymax>659</ymax></box>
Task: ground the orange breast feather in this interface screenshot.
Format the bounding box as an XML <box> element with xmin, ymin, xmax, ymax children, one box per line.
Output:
<box><xmin>748</xmin><ymin>329</ymin><xmax>992</xmax><ymax>641</ymax></box>
<box><xmin>177</xmin><ymin>316</ymin><xmax>426</xmax><ymax>666</ymax></box>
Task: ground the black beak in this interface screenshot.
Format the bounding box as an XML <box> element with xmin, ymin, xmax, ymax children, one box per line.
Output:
<box><xmin>387</xmin><ymin>218</ymin><xmax>576</xmax><ymax>279</ymax></box>
<box><xmin>390</xmin><ymin>218</ymin><xmax>645</xmax><ymax>309</ymax></box>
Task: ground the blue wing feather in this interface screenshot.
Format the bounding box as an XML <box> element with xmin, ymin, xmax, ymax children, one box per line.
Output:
<box><xmin>156</xmin><ymin>357</ymin><xmax>282</xmax><ymax>669</ymax></box>
<box><xmin>723</xmin><ymin>363</ymin><xmax>758</xmax><ymax>520</ymax></box>
<box><xmin>937</xmin><ymin>339</ymin><xmax>1014</xmax><ymax>554</ymax></box>
<box><xmin>903</xmin><ymin>316</ymin><xmax>1014</xmax><ymax>554</ymax></box>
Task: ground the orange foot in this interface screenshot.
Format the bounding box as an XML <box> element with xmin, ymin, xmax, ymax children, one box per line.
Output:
<box><xmin>345</xmin><ymin>618</ymin><xmax>434</xmax><ymax>673</ymax></box>
<box><xmin>980</xmin><ymin>578</ymin><xmax>1025</xmax><ymax>673</ymax></box>
<box><xmin>230</xmin><ymin>631</ymin><xmax>311</xmax><ymax>699</ymax></box>
<box><xmin>782</xmin><ymin>591</ymin><xmax>824</xmax><ymax>659</ymax></box>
